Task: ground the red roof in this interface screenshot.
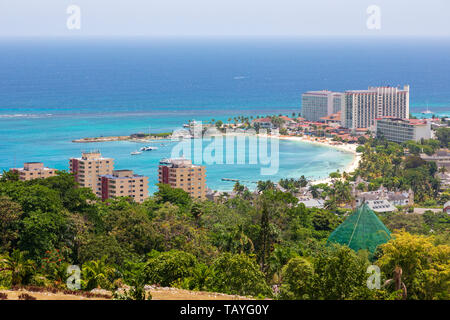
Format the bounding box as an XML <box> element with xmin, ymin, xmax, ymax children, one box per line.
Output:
<box><xmin>252</xmin><ymin>117</ymin><xmax>272</xmax><ymax>123</ymax></box>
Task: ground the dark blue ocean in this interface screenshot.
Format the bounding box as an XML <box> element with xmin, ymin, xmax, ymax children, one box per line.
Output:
<box><xmin>0</xmin><ymin>37</ymin><xmax>449</xmax><ymax>193</ymax></box>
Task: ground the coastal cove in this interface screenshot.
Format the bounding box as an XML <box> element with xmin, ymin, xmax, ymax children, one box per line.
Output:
<box><xmin>0</xmin><ymin>115</ymin><xmax>355</xmax><ymax>194</ymax></box>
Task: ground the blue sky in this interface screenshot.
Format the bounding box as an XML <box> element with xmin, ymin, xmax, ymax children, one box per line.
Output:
<box><xmin>0</xmin><ymin>0</ymin><xmax>449</xmax><ymax>37</ymax></box>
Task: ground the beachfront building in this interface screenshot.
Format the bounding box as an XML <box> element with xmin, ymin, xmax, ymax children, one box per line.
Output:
<box><xmin>69</xmin><ymin>151</ymin><xmax>114</xmax><ymax>194</ymax></box>
<box><xmin>375</xmin><ymin>117</ymin><xmax>431</xmax><ymax>143</ymax></box>
<box><xmin>341</xmin><ymin>85</ymin><xmax>410</xmax><ymax>130</ymax></box>
<box><xmin>301</xmin><ymin>91</ymin><xmax>343</xmax><ymax>122</ymax></box>
<box><xmin>251</xmin><ymin>117</ymin><xmax>273</xmax><ymax>129</ymax></box>
<box><xmin>11</xmin><ymin>162</ymin><xmax>57</xmax><ymax>181</ymax></box>
<box><xmin>158</xmin><ymin>158</ymin><xmax>207</xmax><ymax>199</ymax></box>
<box><xmin>320</xmin><ymin>111</ymin><xmax>342</xmax><ymax>128</ymax></box>
<box><xmin>98</xmin><ymin>169</ymin><xmax>149</xmax><ymax>203</ymax></box>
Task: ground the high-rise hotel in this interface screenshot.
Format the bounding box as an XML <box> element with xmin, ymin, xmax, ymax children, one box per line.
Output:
<box><xmin>341</xmin><ymin>85</ymin><xmax>410</xmax><ymax>130</ymax></box>
<box><xmin>301</xmin><ymin>90</ymin><xmax>343</xmax><ymax>122</ymax></box>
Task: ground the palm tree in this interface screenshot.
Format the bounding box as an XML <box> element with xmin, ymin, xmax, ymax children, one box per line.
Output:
<box><xmin>0</xmin><ymin>250</ymin><xmax>35</xmax><ymax>285</ymax></box>
<box><xmin>233</xmin><ymin>225</ymin><xmax>254</xmax><ymax>254</ymax></box>
<box><xmin>81</xmin><ymin>256</ymin><xmax>116</xmax><ymax>290</ymax></box>
<box><xmin>383</xmin><ymin>266</ymin><xmax>407</xmax><ymax>300</ymax></box>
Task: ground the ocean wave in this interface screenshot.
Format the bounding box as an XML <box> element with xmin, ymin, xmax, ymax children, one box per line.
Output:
<box><xmin>0</xmin><ymin>113</ymin><xmax>53</xmax><ymax>119</ymax></box>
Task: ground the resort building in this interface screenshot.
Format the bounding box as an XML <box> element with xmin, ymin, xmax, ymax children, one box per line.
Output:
<box><xmin>251</xmin><ymin>117</ymin><xmax>273</xmax><ymax>129</ymax></box>
<box><xmin>301</xmin><ymin>91</ymin><xmax>343</xmax><ymax>122</ymax></box>
<box><xmin>320</xmin><ymin>111</ymin><xmax>342</xmax><ymax>127</ymax></box>
<box><xmin>11</xmin><ymin>162</ymin><xmax>57</xmax><ymax>181</ymax></box>
<box><xmin>158</xmin><ymin>158</ymin><xmax>207</xmax><ymax>199</ymax></box>
<box><xmin>421</xmin><ymin>149</ymin><xmax>450</xmax><ymax>171</ymax></box>
<box><xmin>375</xmin><ymin>117</ymin><xmax>431</xmax><ymax>143</ymax></box>
<box><xmin>69</xmin><ymin>151</ymin><xmax>114</xmax><ymax>194</ymax></box>
<box><xmin>355</xmin><ymin>188</ymin><xmax>414</xmax><ymax>207</ymax></box>
<box><xmin>98</xmin><ymin>169</ymin><xmax>149</xmax><ymax>203</ymax></box>
<box><xmin>341</xmin><ymin>85</ymin><xmax>410</xmax><ymax>130</ymax></box>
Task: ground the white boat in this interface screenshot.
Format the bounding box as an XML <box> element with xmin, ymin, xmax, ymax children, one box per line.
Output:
<box><xmin>131</xmin><ymin>151</ymin><xmax>142</xmax><ymax>155</ymax></box>
<box><xmin>421</xmin><ymin>106</ymin><xmax>433</xmax><ymax>114</ymax></box>
<box><xmin>140</xmin><ymin>146</ymin><xmax>158</xmax><ymax>151</ymax></box>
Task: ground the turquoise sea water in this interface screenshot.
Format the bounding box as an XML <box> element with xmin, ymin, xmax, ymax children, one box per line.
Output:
<box><xmin>0</xmin><ymin>38</ymin><xmax>449</xmax><ymax>193</ymax></box>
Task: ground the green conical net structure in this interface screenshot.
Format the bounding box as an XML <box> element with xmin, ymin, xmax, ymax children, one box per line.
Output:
<box><xmin>327</xmin><ymin>203</ymin><xmax>391</xmax><ymax>254</ymax></box>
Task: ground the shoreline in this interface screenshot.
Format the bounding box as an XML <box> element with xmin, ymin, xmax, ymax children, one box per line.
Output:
<box><xmin>72</xmin><ymin>131</ymin><xmax>361</xmax><ymax>189</ymax></box>
<box><xmin>259</xmin><ymin>134</ymin><xmax>361</xmax><ymax>186</ymax></box>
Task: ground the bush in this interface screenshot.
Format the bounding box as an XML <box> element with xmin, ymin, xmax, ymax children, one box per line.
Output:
<box><xmin>279</xmin><ymin>257</ymin><xmax>314</xmax><ymax>299</ymax></box>
<box><xmin>205</xmin><ymin>253</ymin><xmax>272</xmax><ymax>297</ymax></box>
<box><xmin>144</xmin><ymin>250</ymin><xmax>198</xmax><ymax>287</ymax></box>
<box><xmin>18</xmin><ymin>293</ymin><xmax>36</xmax><ymax>300</ymax></box>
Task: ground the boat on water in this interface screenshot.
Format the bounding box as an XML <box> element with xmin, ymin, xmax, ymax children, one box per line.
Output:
<box><xmin>131</xmin><ymin>151</ymin><xmax>142</xmax><ymax>155</ymax></box>
<box><xmin>421</xmin><ymin>106</ymin><xmax>433</xmax><ymax>114</ymax></box>
<box><xmin>140</xmin><ymin>146</ymin><xmax>158</xmax><ymax>151</ymax></box>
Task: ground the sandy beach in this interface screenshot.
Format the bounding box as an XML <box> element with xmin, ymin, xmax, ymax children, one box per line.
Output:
<box><xmin>261</xmin><ymin>134</ymin><xmax>362</xmax><ymax>185</ymax></box>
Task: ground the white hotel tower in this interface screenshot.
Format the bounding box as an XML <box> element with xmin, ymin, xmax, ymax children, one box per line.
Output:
<box><xmin>342</xmin><ymin>85</ymin><xmax>410</xmax><ymax>130</ymax></box>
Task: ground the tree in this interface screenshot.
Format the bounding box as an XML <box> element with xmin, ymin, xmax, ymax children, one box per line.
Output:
<box><xmin>0</xmin><ymin>196</ymin><xmax>22</xmax><ymax>251</ymax></box>
<box><xmin>311</xmin><ymin>245</ymin><xmax>370</xmax><ymax>299</ymax></box>
<box><xmin>81</xmin><ymin>256</ymin><xmax>116</xmax><ymax>290</ymax></box>
<box><xmin>215</xmin><ymin>120</ymin><xmax>223</xmax><ymax>130</ymax></box>
<box><xmin>0</xmin><ymin>183</ymin><xmax>62</xmax><ymax>215</ymax></box>
<box><xmin>377</xmin><ymin>231</ymin><xmax>450</xmax><ymax>300</ymax></box>
<box><xmin>144</xmin><ymin>250</ymin><xmax>197</xmax><ymax>287</ymax></box>
<box><xmin>0</xmin><ymin>170</ymin><xmax>19</xmax><ymax>182</ymax></box>
<box><xmin>435</xmin><ymin>127</ymin><xmax>450</xmax><ymax>148</ymax></box>
<box><xmin>78</xmin><ymin>234</ymin><xmax>129</xmax><ymax>266</ymax></box>
<box><xmin>257</xmin><ymin>180</ymin><xmax>275</xmax><ymax>192</ymax></box>
<box><xmin>329</xmin><ymin>171</ymin><xmax>341</xmax><ymax>179</ymax></box>
<box><xmin>154</xmin><ymin>183</ymin><xmax>192</xmax><ymax>209</ymax></box>
<box><xmin>205</xmin><ymin>253</ymin><xmax>272</xmax><ymax>297</ymax></box>
<box><xmin>279</xmin><ymin>257</ymin><xmax>314</xmax><ymax>299</ymax></box>
<box><xmin>233</xmin><ymin>181</ymin><xmax>246</xmax><ymax>195</ymax></box>
<box><xmin>103</xmin><ymin>207</ymin><xmax>159</xmax><ymax>256</ymax></box>
<box><xmin>0</xmin><ymin>250</ymin><xmax>35</xmax><ymax>286</ymax></box>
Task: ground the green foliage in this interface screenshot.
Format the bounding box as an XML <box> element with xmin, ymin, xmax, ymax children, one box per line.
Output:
<box><xmin>154</xmin><ymin>183</ymin><xmax>192</xmax><ymax>209</ymax></box>
<box><xmin>144</xmin><ymin>250</ymin><xmax>197</xmax><ymax>287</ymax></box>
<box><xmin>0</xmin><ymin>249</ymin><xmax>35</xmax><ymax>286</ymax></box>
<box><xmin>0</xmin><ymin>196</ymin><xmax>22</xmax><ymax>251</ymax></box>
<box><xmin>81</xmin><ymin>256</ymin><xmax>116</xmax><ymax>290</ymax></box>
<box><xmin>19</xmin><ymin>210</ymin><xmax>72</xmax><ymax>262</ymax></box>
<box><xmin>279</xmin><ymin>257</ymin><xmax>314</xmax><ymax>299</ymax></box>
<box><xmin>0</xmin><ymin>170</ymin><xmax>19</xmax><ymax>182</ymax></box>
<box><xmin>377</xmin><ymin>231</ymin><xmax>450</xmax><ymax>300</ymax></box>
<box><xmin>311</xmin><ymin>245</ymin><xmax>371</xmax><ymax>299</ymax></box>
<box><xmin>0</xmin><ymin>164</ymin><xmax>447</xmax><ymax>300</ymax></box>
<box><xmin>435</xmin><ymin>127</ymin><xmax>450</xmax><ymax>148</ymax></box>
<box><xmin>357</xmin><ymin>138</ymin><xmax>440</xmax><ymax>203</ymax></box>
<box><xmin>205</xmin><ymin>252</ymin><xmax>272</xmax><ymax>297</ymax></box>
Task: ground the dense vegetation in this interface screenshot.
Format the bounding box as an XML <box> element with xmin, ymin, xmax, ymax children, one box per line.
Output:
<box><xmin>0</xmin><ymin>137</ymin><xmax>449</xmax><ymax>300</ymax></box>
<box><xmin>354</xmin><ymin>138</ymin><xmax>441</xmax><ymax>204</ymax></box>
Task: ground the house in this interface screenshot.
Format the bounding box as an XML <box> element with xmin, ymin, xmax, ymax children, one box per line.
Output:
<box><xmin>298</xmin><ymin>198</ymin><xmax>325</xmax><ymax>208</ymax></box>
<box><xmin>252</xmin><ymin>117</ymin><xmax>273</xmax><ymax>129</ymax></box>
<box><xmin>366</xmin><ymin>200</ymin><xmax>397</xmax><ymax>213</ymax></box>
<box><xmin>444</xmin><ymin>201</ymin><xmax>450</xmax><ymax>214</ymax></box>
<box><xmin>355</xmin><ymin>187</ymin><xmax>414</xmax><ymax>209</ymax></box>
<box><xmin>421</xmin><ymin>149</ymin><xmax>450</xmax><ymax>170</ymax></box>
